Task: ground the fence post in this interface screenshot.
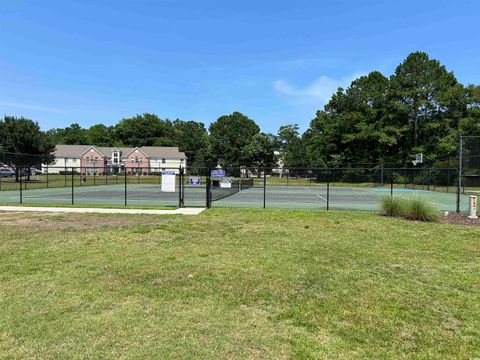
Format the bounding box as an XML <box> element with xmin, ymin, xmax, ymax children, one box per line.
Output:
<box><xmin>390</xmin><ymin>169</ymin><xmax>394</xmax><ymax>198</ymax></box>
<box><xmin>457</xmin><ymin>135</ymin><xmax>462</xmax><ymax>213</ymax></box>
<box><xmin>263</xmin><ymin>168</ymin><xmax>266</xmax><ymax>209</ymax></box>
<box><xmin>178</xmin><ymin>167</ymin><xmax>184</xmax><ymax>208</ymax></box>
<box><xmin>326</xmin><ymin>168</ymin><xmax>330</xmax><ymax>210</ymax></box>
<box><xmin>422</xmin><ymin>166</ymin><xmax>425</xmax><ymax>190</ymax></box>
<box><xmin>19</xmin><ymin>168</ymin><xmax>23</xmax><ymax>205</ymax></box>
<box><xmin>71</xmin><ymin>167</ymin><xmax>74</xmax><ymax>205</ymax></box>
<box><xmin>64</xmin><ymin>164</ymin><xmax>67</xmax><ymax>187</ymax></box>
<box><xmin>380</xmin><ymin>162</ymin><xmax>384</xmax><ymax>186</ymax></box>
<box><xmin>413</xmin><ymin>167</ymin><xmax>416</xmax><ymax>190</ymax></box>
<box><xmin>447</xmin><ymin>165</ymin><xmax>450</xmax><ymax>193</ymax></box>
<box><xmin>206</xmin><ymin>174</ymin><xmax>211</xmax><ymax>208</ymax></box>
<box><xmin>427</xmin><ymin>165</ymin><xmax>430</xmax><ymax>191</ymax></box>
<box><xmin>124</xmin><ymin>169</ymin><xmax>128</xmax><ymax>207</ymax></box>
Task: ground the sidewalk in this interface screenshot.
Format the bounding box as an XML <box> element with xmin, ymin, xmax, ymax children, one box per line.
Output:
<box><xmin>0</xmin><ymin>206</ymin><xmax>205</xmax><ymax>215</ymax></box>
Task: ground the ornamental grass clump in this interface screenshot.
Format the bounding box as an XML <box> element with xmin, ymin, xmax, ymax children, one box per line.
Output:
<box><xmin>379</xmin><ymin>194</ymin><xmax>440</xmax><ymax>222</ymax></box>
<box><xmin>401</xmin><ymin>195</ymin><xmax>440</xmax><ymax>222</ymax></box>
<box><xmin>380</xmin><ymin>194</ymin><xmax>405</xmax><ymax>217</ymax></box>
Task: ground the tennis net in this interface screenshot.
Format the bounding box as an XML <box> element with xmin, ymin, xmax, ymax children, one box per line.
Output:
<box><xmin>210</xmin><ymin>178</ymin><xmax>254</xmax><ymax>202</ymax></box>
<box><xmin>240</xmin><ymin>178</ymin><xmax>254</xmax><ymax>190</ymax></box>
<box><xmin>211</xmin><ymin>180</ymin><xmax>240</xmax><ymax>201</ymax></box>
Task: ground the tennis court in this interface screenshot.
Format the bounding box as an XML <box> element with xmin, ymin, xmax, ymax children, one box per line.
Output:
<box><xmin>212</xmin><ymin>185</ymin><xmax>469</xmax><ymax>212</ymax></box>
<box><xmin>0</xmin><ymin>181</ymin><xmax>469</xmax><ymax>213</ymax></box>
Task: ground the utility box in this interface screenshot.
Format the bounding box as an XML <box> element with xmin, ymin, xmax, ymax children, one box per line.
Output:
<box><xmin>469</xmin><ymin>195</ymin><xmax>478</xmax><ymax>219</ymax></box>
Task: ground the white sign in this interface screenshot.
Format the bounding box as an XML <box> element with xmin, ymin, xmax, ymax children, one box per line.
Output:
<box><xmin>161</xmin><ymin>171</ymin><xmax>176</xmax><ymax>192</ymax></box>
<box><xmin>220</xmin><ymin>180</ymin><xmax>232</xmax><ymax>188</ymax></box>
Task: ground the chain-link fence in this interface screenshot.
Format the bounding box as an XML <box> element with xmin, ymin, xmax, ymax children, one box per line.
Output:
<box><xmin>0</xmin><ymin>151</ymin><xmax>476</xmax><ymax>213</ymax></box>
<box><xmin>204</xmin><ymin>166</ymin><xmax>466</xmax><ymax>213</ymax></box>
<box><xmin>459</xmin><ymin>136</ymin><xmax>480</xmax><ymax>210</ymax></box>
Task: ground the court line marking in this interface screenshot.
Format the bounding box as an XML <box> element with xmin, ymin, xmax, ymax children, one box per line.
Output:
<box><xmin>305</xmin><ymin>187</ymin><xmax>328</xmax><ymax>202</ymax></box>
<box><xmin>315</xmin><ymin>193</ymin><xmax>328</xmax><ymax>202</ymax></box>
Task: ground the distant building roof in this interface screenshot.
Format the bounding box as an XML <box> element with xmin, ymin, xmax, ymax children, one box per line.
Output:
<box><xmin>96</xmin><ymin>147</ymin><xmax>133</xmax><ymax>156</ymax></box>
<box><xmin>54</xmin><ymin>145</ymin><xmax>186</xmax><ymax>159</ymax></box>
<box><xmin>140</xmin><ymin>146</ymin><xmax>186</xmax><ymax>159</ymax></box>
<box><xmin>54</xmin><ymin>144</ymin><xmax>91</xmax><ymax>158</ymax></box>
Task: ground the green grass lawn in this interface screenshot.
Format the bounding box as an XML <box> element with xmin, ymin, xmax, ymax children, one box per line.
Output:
<box><xmin>0</xmin><ymin>209</ymin><xmax>479</xmax><ymax>359</ymax></box>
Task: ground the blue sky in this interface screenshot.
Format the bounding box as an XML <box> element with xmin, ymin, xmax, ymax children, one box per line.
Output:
<box><xmin>1</xmin><ymin>0</ymin><xmax>479</xmax><ymax>133</ymax></box>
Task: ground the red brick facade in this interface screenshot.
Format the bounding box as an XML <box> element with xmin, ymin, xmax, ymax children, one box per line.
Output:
<box><xmin>80</xmin><ymin>148</ymin><xmax>106</xmax><ymax>174</ymax></box>
<box><xmin>125</xmin><ymin>149</ymin><xmax>149</xmax><ymax>174</ymax></box>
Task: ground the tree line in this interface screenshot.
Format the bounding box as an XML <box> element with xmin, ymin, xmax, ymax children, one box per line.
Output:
<box><xmin>2</xmin><ymin>51</ymin><xmax>480</xmax><ymax>172</ymax></box>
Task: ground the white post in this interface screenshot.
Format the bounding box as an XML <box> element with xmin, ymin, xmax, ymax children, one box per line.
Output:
<box><xmin>468</xmin><ymin>195</ymin><xmax>478</xmax><ymax>219</ymax></box>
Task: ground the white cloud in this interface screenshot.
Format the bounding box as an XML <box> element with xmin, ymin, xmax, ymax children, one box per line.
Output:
<box><xmin>274</xmin><ymin>72</ymin><xmax>366</xmax><ymax>105</ymax></box>
<box><xmin>0</xmin><ymin>101</ymin><xmax>68</xmax><ymax>114</ymax></box>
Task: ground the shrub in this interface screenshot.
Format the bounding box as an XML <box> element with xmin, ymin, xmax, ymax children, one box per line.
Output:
<box><xmin>401</xmin><ymin>195</ymin><xmax>440</xmax><ymax>222</ymax></box>
<box><xmin>380</xmin><ymin>195</ymin><xmax>405</xmax><ymax>217</ymax></box>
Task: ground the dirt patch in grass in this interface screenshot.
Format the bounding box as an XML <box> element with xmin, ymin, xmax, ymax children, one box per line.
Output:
<box><xmin>441</xmin><ymin>212</ymin><xmax>480</xmax><ymax>226</ymax></box>
<box><xmin>0</xmin><ymin>212</ymin><xmax>164</xmax><ymax>230</ymax></box>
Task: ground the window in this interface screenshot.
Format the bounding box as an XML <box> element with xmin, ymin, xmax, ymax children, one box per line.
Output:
<box><xmin>86</xmin><ymin>157</ymin><xmax>90</xmax><ymax>161</ymax></box>
<box><xmin>113</xmin><ymin>150</ymin><xmax>119</xmax><ymax>164</ymax></box>
<box><xmin>162</xmin><ymin>158</ymin><xmax>166</xmax><ymax>164</ymax></box>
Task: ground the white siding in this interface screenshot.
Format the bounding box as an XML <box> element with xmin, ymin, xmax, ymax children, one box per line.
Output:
<box><xmin>150</xmin><ymin>158</ymin><xmax>186</xmax><ymax>173</ymax></box>
<box><xmin>43</xmin><ymin>157</ymin><xmax>80</xmax><ymax>173</ymax></box>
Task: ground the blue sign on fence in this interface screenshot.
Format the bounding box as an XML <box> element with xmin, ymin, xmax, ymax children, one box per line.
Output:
<box><xmin>210</xmin><ymin>169</ymin><xmax>225</xmax><ymax>178</ymax></box>
<box><xmin>189</xmin><ymin>176</ymin><xmax>201</xmax><ymax>185</ymax></box>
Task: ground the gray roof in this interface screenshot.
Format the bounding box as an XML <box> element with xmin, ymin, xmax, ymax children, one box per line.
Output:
<box><xmin>54</xmin><ymin>145</ymin><xmax>91</xmax><ymax>158</ymax></box>
<box><xmin>54</xmin><ymin>145</ymin><xmax>186</xmax><ymax>159</ymax></box>
<box><xmin>96</xmin><ymin>147</ymin><xmax>133</xmax><ymax>156</ymax></box>
<box><xmin>140</xmin><ymin>146</ymin><xmax>186</xmax><ymax>159</ymax></box>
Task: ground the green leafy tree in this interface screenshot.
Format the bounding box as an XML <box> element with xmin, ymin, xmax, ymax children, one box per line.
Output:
<box><xmin>85</xmin><ymin>124</ymin><xmax>118</xmax><ymax>146</ymax></box>
<box><xmin>243</xmin><ymin>133</ymin><xmax>278</xmax><ymax>168</ymax></box>
<box><xmin>460</xmin><ymin>85</ymin><xmax>480</xmax><ymax>135</ymax></box>
<box><xmin>277</xmin><ymin>124</ymin><xmax>307</xmax><ymax>167</ymax></box>
<box><xmin>209</xmin><ymin>112</ymin><xmax>260</xmax><ymax>167</ymax></box>
<box><xmin>0</xmin><ymin>116</ymin><xmax>55</xmax><ymax>181</ymax></box>
<box><xmin>304</xmin><ymin>71</ymin><xmax>395</xmax><ymax>166</ymax></box>
<box><xmin>173</xmin><ymin>120</ymin><xmax>210</xmax><ymax>166</ymax></box>
<box><xmin>50</xmin><ymin>123</ymin><xmax>88</xmax><ymax>145</ymax></box>
<box><xmin>115</xmin><ymin>113</ymin><xmax>175</xmax><ymax>146</ymax></box>
<box><xmin>388</xmin><ymin>51</ymin><xmax>459</xmax><ymax>158</ymax></box>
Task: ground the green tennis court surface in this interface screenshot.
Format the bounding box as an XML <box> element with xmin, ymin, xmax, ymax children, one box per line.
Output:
<box><xmin>213</xmin><ymin>185</ymin><xmax>468</xmax><ymax>212</ymax></box>
<box><xmin>0</xmin><ymin>183</ymin><xmax>469</xmax><ymax>212</ymax></box>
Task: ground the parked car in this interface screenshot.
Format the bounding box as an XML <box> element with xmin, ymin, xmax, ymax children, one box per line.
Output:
<box><xmin>0</xmin><ymin>167</ymin><xmax>15</xmax><ymax>177</ymax></box>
